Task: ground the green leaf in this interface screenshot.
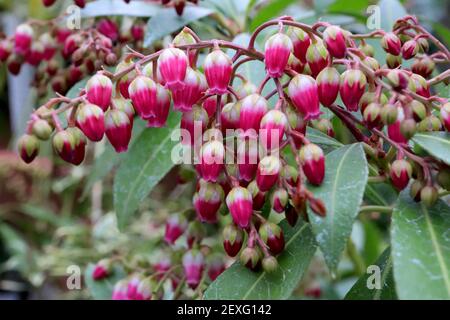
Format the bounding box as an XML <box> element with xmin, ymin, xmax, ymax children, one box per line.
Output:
<box><xmin>326</xmin><ymin>0</ymin><xmax>369</xmax><ymax>21</ymax></box>
<box><xmin>378</xmin><ymin>0</ymin><xmax>407</xmax><ymax>31</ymax></box>
<box><xmin>306</xmin><ymin>127</ymin><xmax>343</xmax><ymax>153</ymax></box>
<box><xmin>249</xmin><ymin>0</ymin><xmax>297</xmax><ymax>32</ymax></box>
<box><xmin>113</xmin><ymin>112</ymin><xmax>181</xmax><ymax>231</ymax></box>
<box><xmin>391</xmin><ymin>190</ymin><xmax>450</xmax><ymax>299</ymax></box>
<box><xmin>81</xmin><ymin>0</ymin><xmax>160</xmax><ymax>18</ymax></box>
<box><xmin>307</xmin><ymin>143</ymin><xmax>368</xmax><ymax>272</ymax></box>
<box><xmin>432</xmin><ymin>22</ymin><xmax>450</xmax><ymax>47</ymax></box>
<box><xmin>84</xmin><ymin>264</ymin><xmax>126</xmax><ymax>300</ymax></box>
<box><xmin>364</xmin><ymin>182</ymin><xmax>398</xmax><ymax>206</ymax></box>
<box><xmin>412</xmin><ymin>132</ymin><xmax>450</xmax><ymax>165</ymax></box>
<box><xmin>81</xmin><ymin>119</ymin><xmax>146</xmax><ymax>199</ymax></box>
<box><xmin>345</xmin><ymin>248</ymin><xmax>397</xmax><ymax>300</ymax></box>
<box><xmin>204</xmin><ymin>220</ymin><xmax>317</xmax><ymax>299</ymax></box>
<box><xmin>144</xmin><ymin>6</ymin><xmax>214</xmax><ymax>47</ymax></box>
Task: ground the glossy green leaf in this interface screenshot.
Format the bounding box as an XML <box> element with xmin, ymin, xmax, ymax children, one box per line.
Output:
<box><xmin>144</xmin><ymin>6</ymin><xmax>213</xmax><ymax>47</ymax></box>
<box><xmin>307</xmin><ymin>143</ymin><xmax>368</xmax><ymax>272</ymax></box>
<box><xmin>84</xmin><ymin>264</ymin><xmax>126</xmax><ymax>300</ymax></box>
<box><xmin>345</xmin><ymin>248</ymin><xmax>397</xmax><ymax>300</ymax></box>
<box><xmin>81</xmin><ymin>0</ymin><xmax>160</xmax><ymax>18</ymax></box>
<box><xmin>379</xmin><ymin>0</ymin><xmax>407</xmax><ymax>31</ymax></box>
<box><xmin>113</xmin><ymin>112</ymin><xmax>181</xmax><ymax>231</ymax></box>
<box><xmin>249</xmin><ymin>0</ymin><xmax>298</xmax><ymax>31</ymax></box>
<box><xmin>412</xmin><ymin>132</ymin><xmax>450</xmax><ymax>165</ymax></box>
<box><xmin>204</xmin><ymin>220</ymin><xmax>317</xmax><ymax>299</ymax></box>
<box><xmin>391</xmin><ymin>190</ymin><xmax>450</xmax><ymax>299</ymax></box>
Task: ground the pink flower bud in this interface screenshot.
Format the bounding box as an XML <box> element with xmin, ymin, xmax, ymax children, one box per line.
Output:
<box><xmin>105</xmin><ymin>109</ymin><xmax>133</xmax><ymax>153</ymax></box>
<box><xmin>411</xmin><ymin>56</ymin><xmax>435</xmax><ymax>79</ymax></box>
<box><xmin>86</xmin><ymin>74</ymin><xmax>113</xmax><ymax>111</ymax></box>
<box><xmin>180</xmin><ymin>105</ymin><xmax>209</xmax><ymax>145</ymax></box>
<box><xmin>226</xmin><ymin>186</ymin><xmax>253</xmax><ymax>229</ymax></box>
<box><xmin>128</xmin><ymin>75</ymin><xmax>157</xmax><ymax>119</ymax></box>
<box><xmin>260</xmin><ymin>109</ymin><xmax>287</xmax><ymax>150</ymax></box>
<box><xmin>92</xmin><ymin>259</ymin><xmax>111</xmax><ymax>281</ymax></box>
<box><xmin>203</xmin><ymin>96</ymin><xmax>221</xmax><ymax>118</ymax></box>
<box><xmin>264</xmin><ymin>32</ymin><xmax>293</xmax><ymax>78</ymax></box>
<box><xmin>223</xmin><ymin>224</ymin><xmax>244</xmax><ymax>257</ymax></box>
<box><xmin>410</xmin><ymin>74</ymin><xmax>430</xmax><ymax>98</ymax></box>
<box><xmin>182</xmin><ymin>250</ymin><xmax>204</xmax><ymax>289</ymax></box>
<box><xmin>97</xmin><ymin>18</ymin><xmax>119</xmax><ymax>41</ymax></box>
<box><xmin>55</xmin><ymin>27</ymin><xmax>71</xmax><ymax>44</ymax></box>
<box><xmin>239</xmin><ymin>93</ymin><xmax>268</xmax><ymax>134</ymax></box>
<box><xmin>286</xmin><ymin>104</ymin><xmax>307</xmax><ymax>148</ymax></box>
<box><xmin>0</xmin><ymin>40</ymin><xmax>12</xmax><ymax>62</ymax></box>
<box><xmin>53</xmin><ymin>127</ymin><xmax>86</xmax><ymax>165</ymax></box>
<box><xmin>112</xmin><ymin>97</ymin><xmax>135</xmax><ymax>123</ymax></box>
<box><xmin>39</xmin><ymin>33</ymin><xmax>56</xmax><ymax>60</ymax></box>
<box><xmin>112</xmin><ymin>280</ymin><xmax>128</xmax><ymax>300</ymax></box>
<box><xmin>305</xmin><ymin>39</ymin><xmax>330</xmax><ymax>77</ymax></box>
<box><xmin>14</xmin><ymin>24</ymin><xmax>34</xmax><ymax>55</ymax></box>
<box><xmin>363</xmin><ymin>102</ymin><xmax>382</xmax><ymax>129</ymax></box>
<box><xmin>18</xmin><ymin>134</ymin><xmax>39</xmax><ymax>164</ymax></box>
<box><xmin>221</xmin><ymin>102</ymin><xmax>240</xmax><ymax>133</ymax></box>
<box><xmin>146</xmin><ymin>83</ymin><xmax>171</xmax><ymax>128</ymax></box>
<box><xmin>299</xmin><ymin>143</ymin><xmax>325</xmax><ymax>185</ymax></box>
<box><xmin>164</xmin><ymin>213</ymin><xmax>187</xmax><ymax>245</ymax></box>
<box><xmin>247</xmin><ymin>180</ymin><xmax>266</xmax><ymax>210</ymax></box>
<box><xmin>193</xmin><ymin>180</ymin><xmax>224</xmax><ymax>223</ymax></box>
<box><xmin>323</xmin><ymin>26</ymin><xmax>347</xmax><ymax>58</ymax></box>
<box><xmin>440</xmin><ymin>102</ymin><xmax>450</xmax><ymax>131</ymax></box>
<box><xmin>62</xmin><ymin>34</ymin><xmax>81</xmax><ymax>59</ymax></box>
<box><xmin>236</xmin><ymin>139</ymin><xmax>258</xmax><ymax>183</ymax></box>
<box><xmin>126</xmin><ymin>274</ymin><xmax>143</xmax><ymax>300</ymax></box>
<box><xmin>390</xmin><ymin>159</ymin><xmax>412</xmax><ymax>191</ymax></box>
<box><xmin>76</xmin><ymin>103</ymin><xmax>105</xmax><ymax>142</ymax></box>
<box><xmin>339</xmin><ymin>69</ymin><xmax>367</xmax><ymax>112</ymax></box>
<box><xmin>259</xmin><ymin>222</ymin><xmax>285</xmax><ymax>255</ymax></box>
<box><xmin>207</xmin><ymin>255</ymin><xmax>225</xmax><ymax>281</ymax></box>
<box><xmin>386</xmin><ymin>69</ymin><xmax>409</xmax><ymax>90</ymax></box>
<box><xmin>387</xmin><ymin>107</ymin><xmax>408</xmax><ymax>145</ymax></box>
<box><xmin>204</xmin><ymin>48</ymin><xmax>232</xmax><ymax>94</ymax></box>
<box><xmin>287</xmin><ymin>27</ymin><xmax>311</xmax><ymax>63</ymax></box>
<box><xmin>240</xmin><ymin>247</ymin><xmax>261</xmax><ymax>271</ymax></box>
<box><xmin>134</xmin><ymin>278</ymin><xmax>155</xmax><ymax>300</ymax></box>
<box><xmin>316</xmin><ymin>67</ymin><xmax>340</xmax><ymax>107</ymax></box>
<box><xmin>288</xmin><ymin>74</ymin><xmax>320</xmax><ymax>120</ymax></box>
<box><xmin>288</xmin><ymin>53</ymin><xmax>304</xmax><ymax>73</ymax></box>
<box><xmin>172</xmin><ymin>68</ymin><xmax>206</xmax><ymax>112</ymax></box>
<box><xmin>25</xmin><ymin>42</ymin><xmax>44</xmax><ymax>66</ymax></box>
<box><xmin>401</xmin><ymin>39</ymin><xmax>419</xmax><ymax>60</ymax></box>
<box><xmin>199</xmin><ymin>140</ymin><xmax>225</xmax><ymax>182</ymax></box>
<box><xmin>381</xmin><ymin>32</ymin><xmax>402</xmax><ymax>56</ymax></box>
<box><xmin>131</xmin><ymin>24</ymin><xmax>145</xmax><ymax>42</ymax></box>
<box><xmin>173</xmin><ymin>29</ymin><xmax>197</xmax><ymax>67</ymax></box>
<box><xmin>271</xmin><ymin>188</ymin><xmax>288</xmax><ymax>213</ymax></box>
<box><xmin>115</xmin><ymin>60</ymin><xmax>136</xmax><ymax>99</ymax></box>
<box><xmin>256</xmin><ymin>155</ymin><xmax>281</xmax><ymax>192</ymax></box>
<box><xmin>158</xmin><ymin>47</ymin><xmax>188</xmax><ymax>90</ymax></box>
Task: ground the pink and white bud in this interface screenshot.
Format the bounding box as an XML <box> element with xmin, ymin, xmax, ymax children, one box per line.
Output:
<box><xmin>260</xmin><ymin>109</ymin><xmax>287</xmax><ymax>150</ymax></box>
<box><xmin>256</xmin><ymin>155</ymin><xmax>281</xmax><ymax>192</ymax></box>
<box><xmin>25</xmin><ymin>42</ymin><xmax>44</xmax><ymax>66</ymax></box>
<box><xmin>271</xmin><ymin>188</ymin><xmax>288</xmax><ymax>213</ymax></box>
<box><xmin>182</xmin><ymin>250</ymin><xmax>204</xmax><ymax>289</ymax></box>
<box><xmin>172</xmin><ymin>29</ymin><xmax>197</xmax><ymax>67</ymax></box>
<box><xmin>14</xmin><ymin>24</ymin><xmax>34</xmax><ymax>55</ymax></box>
<box><xmin>288</xmin><ymin>53</ymin><xmax>305</xmax><ymax>73</ymax></box>
<box><xmin>223</xmin><ymin>224</ymin><xmax>244</xmax><ymax>257</ymax></box>
<box><xmin>198</xmin><ymin>140</ymin><xmax>225</xmax><ymax>182</ymax></box>
<box><xmin>316</xmin><ymin>67</ymin><xmax>340</xmax><ymax>107</ymax></box>
<box><xmin>92</xmin><ymin>259</ymin><xmax>111</xmax><ymax>281</ymax></box>
<box><xmin>305</xmin><ymin>39</ymin><xmax>330</xmax><ymax>77</ymax></box>
<box><xmin>112</xmin><ymin>97</ymin><xmax>135</xmax><ymax>123</ymax></box>
<box><xmin>146</xmin><ymin>83</ymin><xmax>171</xmax><ymax>127</ymax></box>
<box><xmin>172</xmin><ymin>68</ymin><xmax>206</xmax><ymax>112</ymax></box>
<box><xmin>97</xmin><ymin>18</ymin><xmax>119</xmax><ymax>42</ymax></box>
<box><xmin>339</xmin><ymin>69</ymin><xmax>367</xmax><ymax>112</ymax></box>
<box><xmin>410</xmin><ymin>74</ymin><xmax>430</xmax><ymax>98</ymax></box>
<box><xmin>387</xmin><ymin>107</ymin><xmax>408</xmax><ymax>145</ymax></box>
<box><xmin>259</xmin><ymin>222</ymin><xmax>285</xmax><ymax>255</ymax></box>
<box><xmin>381</xmin><ymin>32</ymin><xmax>402</xmax><ymax>56</ymax></box>
<box><xmin>105</xmin><ymin>109</ymin><xmax>133</xmax><ymax>153</ymax></box>
<box><xmin>86</xmin><ymin>74</ymin><xmax>113</xmax><ymax>111</ymax></box>
<box><xmin>0</xmin><ymin>40</ymin><xmax>12</xmax><ymax>62</ymax></box>
<box><xmin>126</xmin><ymin>274</ymin><xmax>143</xmax><ymax>300</ymax></box>
<box><xmin>239</xmin><ymin>93</ymin><xmax>268</xmax><ymax>134</ymax></box>
<box><xmin>193</xmin><ymin>180</ymin><xmax>224</xmax><ymax>223</ymax></box>
<box><xmin>221</xmin><ymin>102</ymin><xmax>241</xmax><ymax>133</ymax></box>
<box><xmin>226</xmin><ymin>186</ymin><xmax>253</xmax><ymax>229</ymax></box>
<box><xmin>323</xmin><ymin>26</ymin><xmax>347</xmax><ymax>58</ymax></box>
<box><xmin>207</xmin><ymin>255</ymin><xmax>225</xmax><ymax>281</ymax></box>
<box><xmin>53</xmin><ymin>127</ymin><xmax>86</xmax><ymax>165</ymax></box>
<box><xmin>299</xmin><ymin>143</ymin><xmax>325</xmax><ymax>186</ymax></box>
<box><xmin>204</xmin><ymin>48</ymin><xmax>232</xmax><ymax>94</ymax></box>
<box><xmin>76</xmin><ymin>103</ymin><xmax>105</xmax><ymax>142</ymax></box>
<box><xmin>180</xmin><ymin>105</ymin><xmax>209</xmax><ymax>145</ymax></box>
<box><xmin>134</xmin><ymin>278</ymin><xmax>155</xmax><ymax>300</ymax></box>
<box><xmin>128</xmin><ymin>75</ymin><xmax>157</xmax><ymax>119</ymax></box>
<box><xmin>39</xmin><ymin>33</ymin><xmax>56</xmax><ymax>60</ymax></box>
<box><xmin>401</xmin><ymin>39</ymin><xmax>419</xmax><ymax>60</ymax></box>
<box><xmin>18</xmin><ymin>134</ymin><xmax>39</xmax><ymax>164</ymax></box>
<box><xmin>390</xmin><ymin>159</ymin><xmax>412</xmax><ymax>191</ymax></box>
<box><xmin>411</xmin><ymin>56</ymin><xmax>435</xmax><ymax>79</ymax></box>
<box><xmin>440</xmin><ymin>102</ymin><xmax>450</xmax><ymax>131</ymax></box>
<box><xmin>203</xmin><ymin>96</ymin><xmax>221</xmax><ymax>118</ymax></box>
<box><xmin>116</xmin><ymin>59</ymin><xmax>136</xmax><ymax>99</ymax></box>
<box><xmin>288</xmin><ymin>74</ymin><xmax>320</xmax><ymax>120</ymax></box>
<box><xmin>112</xmin><ymin>280</ymin><xmax>128</xmax><ymax>300</ymax></box>
<box><xmin>237</xmin><ymin>139</ymin><xmax>259</xmax><ymax>183</ymax></box>
<box><xmin>157</xmin><ymin>47</ymin><xmax>188</xmax><ymax>90</ymax></box>
<box><xmin>264</xmin><ymin>32</ymin><xmax>293</xmax><ymax>78</ymax></box>
<box><xmin>164</xmin><ymin>213</ymin><xmax>187</xmax><ymax>245</ymax></box>
<box><xmin>287</xmin><ymin>27</ymin><xmax>311</xmax><ymax>63</ymax></box>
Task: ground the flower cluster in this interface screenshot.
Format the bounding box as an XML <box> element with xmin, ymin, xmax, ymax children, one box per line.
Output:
<box><xmin>16</xmin><ymin>14</ymin><xmax>450</xmax><ymax>286</ymax></box>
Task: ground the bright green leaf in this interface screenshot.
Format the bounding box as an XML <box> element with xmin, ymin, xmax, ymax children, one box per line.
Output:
<box><xmin>307</xmin><ymin>143</ymin><xmax>368</xmax><ymax>272</ymax></box>
<box><xmin>249</xmin><ymin>0</ymin><xmax>297</xmax><ymax>32</ymax></box>
<box><xmin>345</xmin><ymin>248</ymin><xmax>397</xmax><ymax>300</ymax></box>
<box><xmin>391</xmin><ymin>190</ymin><xmax>450</xmax><ymax>299</ymax></box>
<box><xmin>113</xmin><ymin>112</ymin><xmax>181</xmax><ymax>231</ymax></box>
<box><xmin>84</xmin><ymin>264</ymin><xmax>126</xmax><ymax>300</ymax></box>
<box><xmin>412</xmin><ymin>132</ymin><xmax>450</xmax><ymax>165</ymax></box>
<box><xmin>204</xmin><ymin>220</ymin><xmax>317</xmax><ymax>299</ymax></box>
